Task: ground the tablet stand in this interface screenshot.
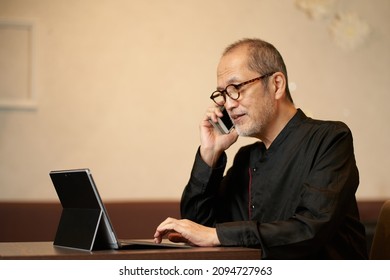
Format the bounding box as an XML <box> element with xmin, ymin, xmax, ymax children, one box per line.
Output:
<box><xmin>54</xmin><ymin>208</ymin><xmax>103</xmax><ymax>251</ymax></box>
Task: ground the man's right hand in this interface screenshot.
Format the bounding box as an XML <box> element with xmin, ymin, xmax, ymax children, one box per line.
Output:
<box><xmin>199</xmin><ymin>106</ymin><xmax>238</xmax><ymax>167</ymax></box>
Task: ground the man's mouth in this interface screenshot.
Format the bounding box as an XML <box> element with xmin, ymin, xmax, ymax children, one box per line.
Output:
<box><xmin>230</xmin><ymin>112</ymin><xmax>246</xmax><ymax>123</ymax></box>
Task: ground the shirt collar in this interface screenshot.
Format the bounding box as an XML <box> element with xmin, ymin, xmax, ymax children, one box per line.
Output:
<box><xmin>253</xmin><ymin>108</ymin><xmax>308</xmax><ymax>157</ymax></box>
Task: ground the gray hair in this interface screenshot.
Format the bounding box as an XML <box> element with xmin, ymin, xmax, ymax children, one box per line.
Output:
<box><xmin>223</xmin><ymin>38</ymin><xmax>293</xmax><ymax>103</ymax></box>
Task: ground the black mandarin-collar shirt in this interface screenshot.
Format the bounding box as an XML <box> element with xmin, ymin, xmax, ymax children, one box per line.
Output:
<box><xmin>181</xmin><ymin>109</ymin><xmax>368</xmax><ymax>259</ymax></box>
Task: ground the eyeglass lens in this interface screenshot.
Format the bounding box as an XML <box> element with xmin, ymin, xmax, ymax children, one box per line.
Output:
<box><xmin>212</xmin><ymin>85</ymin><xmax>239</xmax><ymax>105</ymax></box>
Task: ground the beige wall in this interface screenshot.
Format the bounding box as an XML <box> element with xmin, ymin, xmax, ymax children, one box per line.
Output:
<box><xmin>0</xmin><ymin>0</ymin><xmax>389</xmax><ymax>201</ymax></box>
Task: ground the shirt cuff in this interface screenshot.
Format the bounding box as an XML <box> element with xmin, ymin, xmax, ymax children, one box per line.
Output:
<box><xmin>190</xmin><ymin>147</ymin><xmax>227</xmax><ymax>186</ymax></box>
<box><xmin>216</xmin><ymin>221</ymin><xmax>262</xmax><ymax>247</ymax></box>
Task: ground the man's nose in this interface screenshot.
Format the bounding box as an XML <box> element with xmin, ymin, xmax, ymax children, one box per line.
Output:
<box><xmin>224</xmin><ymin>95</ymin><xmax>239</xmax><ymax>110</ymax></box>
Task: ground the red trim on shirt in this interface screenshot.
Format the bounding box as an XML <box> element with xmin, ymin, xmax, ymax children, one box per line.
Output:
<box><xmin>248</xmin><ymin>167</ymin><xmax>252</xmax><ymax>219</ymax></box>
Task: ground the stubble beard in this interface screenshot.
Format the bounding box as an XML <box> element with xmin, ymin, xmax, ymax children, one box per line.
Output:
<box><xmin>234</xmin><ymin>95</ymin><xmax>275</xmax><ymax>138</ymax></box>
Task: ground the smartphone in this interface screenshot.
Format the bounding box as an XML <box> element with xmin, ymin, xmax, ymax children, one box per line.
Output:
<box><xmin>209</xmin><ymin>107</ymin><xmax>234</xmax><ymax>134</ymax></box>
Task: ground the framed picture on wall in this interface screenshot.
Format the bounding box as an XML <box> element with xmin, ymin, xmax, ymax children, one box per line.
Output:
<box><xmin>0</xmin><ymin>19</ymin><xmax>37</xmax><ymax>110</ymax></box>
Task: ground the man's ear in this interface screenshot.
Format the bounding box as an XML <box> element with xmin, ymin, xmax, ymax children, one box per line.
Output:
<box><xmin>272</xmin><ymin>72</ymin><xmax>286</xmax><ymax>100</ymax></box>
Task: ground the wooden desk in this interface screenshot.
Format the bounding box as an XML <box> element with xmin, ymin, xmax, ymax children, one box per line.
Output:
<box><xmin>0</xmin><ymin>242</ymin><xmax>261</xmax><ymax>260</ymax></box>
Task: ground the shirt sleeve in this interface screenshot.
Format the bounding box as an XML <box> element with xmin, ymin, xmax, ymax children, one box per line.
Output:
<box><xmin>180</xmin><ymin>147</ymin><xmax>227</xmax><ymax>227</ymax></box>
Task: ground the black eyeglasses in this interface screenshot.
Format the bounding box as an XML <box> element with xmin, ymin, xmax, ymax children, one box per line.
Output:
<box><xmin>210</xmin><ymin>72</ymin><xmax>275</xmax><ymax>106</ymax></box>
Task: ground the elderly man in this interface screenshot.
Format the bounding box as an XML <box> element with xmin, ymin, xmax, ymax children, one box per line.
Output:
<box><xmin>154</xmin><ymin>38</ymin><xmax>367</xmax><ymax>259</ymax></box>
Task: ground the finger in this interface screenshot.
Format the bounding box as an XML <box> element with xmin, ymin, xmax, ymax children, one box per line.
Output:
<box><xmin>205</xmin><ymin>106</ymin><xmax>223</xmax><ymax>123</ymax></box>
<box><xmin>155</xmin><ymin>217</ymin><xmax>178</xmax><ymax>233</ymax></box>
<box><xmin>156</xmin><ymin>217</ymin><xmax>177</xmax><ymax>232</ymax></box>
<box><xmin>168</xmin><ymin>233</ymin><xmax>196</xmax><ymax>246</ymax></box>
<box><xmin>154</xmin><ymin>228</ymin><xmax>177</xmax><ymax>243</ymax></box>
<box><xmin>167</xmin><ymin>232</ymin><xmax>187</xmax><ymax>243</ymax></box>
<box><xmin>154</xmin><ymin>220</ymin><xmax>181</xmax><ymax>241</ymax></box>
<box><xmin>153</xmin><ymin>217</ymin><xmax>177</xmax><ymax>242</ymax></box>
